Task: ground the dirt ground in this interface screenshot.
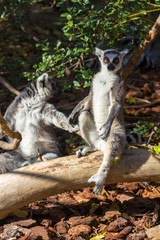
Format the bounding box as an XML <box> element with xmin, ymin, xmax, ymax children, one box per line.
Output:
<box><xmin>0</xmin><ymin>68</ymin><xmax>160</xmax><ymax>239</ymax></box>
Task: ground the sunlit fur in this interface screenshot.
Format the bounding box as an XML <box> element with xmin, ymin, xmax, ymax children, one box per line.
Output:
<box><xmin>69</xmin><ymin>48</ymin><xmax>128</xmax><ymax>194</ymax></box>
<box><xmin>0</xmin><ymin>73</ymin><xmax>78</xmax><ymax>173</ymax></box>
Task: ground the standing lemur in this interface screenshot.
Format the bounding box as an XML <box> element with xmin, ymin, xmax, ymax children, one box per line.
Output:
<box><xmin>0</xmin><ymin>73</ymin><xmax>78</xmax><ymax>174</ymax></box>
<box><xmin>68</xmin><ymin>48</ymin><xmax>128</xmax><ymax>194</ymax></box>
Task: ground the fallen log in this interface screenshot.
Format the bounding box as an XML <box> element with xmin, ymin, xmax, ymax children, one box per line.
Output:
<box><xmin>0</xmin><ymin>148</ymin><xmax>160</xmax><ymax>220</ymax></box>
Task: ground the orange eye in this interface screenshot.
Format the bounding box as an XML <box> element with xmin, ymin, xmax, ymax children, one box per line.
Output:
<box><xmin>104</xmin><ymin>59</ymin><xmax>108</xmax><ymax>63</ymax></box>
<box><xmin>114</xmin><ymin>58</ymin><xmax>119</xmax><ymax>64</ymax></box>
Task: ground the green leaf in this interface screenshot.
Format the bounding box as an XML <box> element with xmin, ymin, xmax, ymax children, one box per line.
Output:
<box><xmin>67</xmin><ymin>14</ymin><xmax>72</xmax><ymax>20</ymax></box>
<box><xmin>127</xmin><ymin>98</ymin><xmax>137</xmax><ymax>104</ymax></box>
<box><xmin>113</xmin><ymin>158</ymin><xmax>117</xmax><ymax>166</ymax></box>
<box><xmin>74</xmin><ymin>47</ymin><xmax>85</xmax><ymax>54</ymax></box>
<box><xmin>90</xmin><ymin>233</ymin><xmax>106</xmax><ymax>240</ymax></box>
<box><xmin>73</xmin><ymin>80</ymin><xmax>80</xmax><ymax>89</ymax></box>
<box><xmin>84</xmin><ymin>81</ymin><xmax>91</xmax><ymax>88</ymax></box>
<box><xmin>57</xmin><ymin>41</ymin><xmax>62</xmax><ymax>48</ymax></box>
<box><xmin>68</xmin><ymin>20</ymin><xmax>73</xmax><ymax>27</ymax></box>
<box><xmin>38</xmin><ymin>62</ymin><xmax>47</xmax><ymax>71</ymax></box>
<box><xmin>60</xmin><ymin>13</ymin><xmax>69</xmax><ymax>18</ymax></box>
<box><xmin>82</xmin><ymin>70</ymin><xmax>92</xmax><ymax>79</ymax></box>
<box><xmin>153</xmin><ymin>144</ymin><xmax>160</xmax><ymax>156</ymax></box>
<box><xmin>83</xmin><ymin>0</ymin><xmax>90</xmax><ymax>4</ymax></box>
<box><xmin>56</xmin><ymin>0</ymin><xmax>66</xmax><ymax>7</ymax></box>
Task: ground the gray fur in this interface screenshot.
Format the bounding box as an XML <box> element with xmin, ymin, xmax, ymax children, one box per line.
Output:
<box><xmin>69</xmin><ymin>48</ymin><xmax>128</xmax><ymax>194</ymax></box>
<box><xmin>0</xmin><ymin>73</ymin><xmax>78</xmax><ymax>174</ymax></box>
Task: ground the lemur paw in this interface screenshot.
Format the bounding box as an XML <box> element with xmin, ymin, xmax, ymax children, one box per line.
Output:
<box><xmin>88</xmin><ymin>173</ymin><xmax>106</xmax><ymax>195</ymax></box>
<box><xmin>68</xmin><ymin>124</ymin><xmax>79</xmax><ymax>133</ymax></box>
<box><xmin>76</xmin><ymin>146</ymin><xmax>91</xmax><ymax>158</ymax></box>
<box><xmin>99</xmin><ymin>124</ymin><xmax>110</xmax><ymax>140</ymax></box>
<box><xmin>76</xmin><ymin>147</ymin><xmax>86</xmax><ymax>158</ymax></box>
<box><xmin>68</xmin><ymin>114</ymin><xmax>78</xmax><ymax>127</ymax></box>
<box><xmin>72</xmin><ymin>124</ymin><xmax>80</xmax><ymax>132</ymax></box>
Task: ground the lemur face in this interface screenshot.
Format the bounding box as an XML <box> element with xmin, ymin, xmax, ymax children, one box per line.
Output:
<box><xmin>103</xmin><ymin>50</ymin><xmax>122</xmax><ymax>72</ymax></box>
<box><xmin>95</xmin><ymin>48</ymin><xmax>128</xmax><ymax>73</ymax></box>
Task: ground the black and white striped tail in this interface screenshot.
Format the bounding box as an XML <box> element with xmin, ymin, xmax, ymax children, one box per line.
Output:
<box><xmin>126</xmin><ymin>132</ymin><xmax>144</xmax><ymax>145</ymax></box>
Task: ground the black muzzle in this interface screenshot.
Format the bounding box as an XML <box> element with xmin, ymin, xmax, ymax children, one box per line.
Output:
<box><xmin>107</xmin><ymin>64</ymin><xmax>115</xmax><ymax>71</ymax></box>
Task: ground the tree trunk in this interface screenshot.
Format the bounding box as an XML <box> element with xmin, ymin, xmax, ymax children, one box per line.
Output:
<box><xmin>0</xmin><ymin>148</ymin><xmax>160</xmax><ymax>220</ymax></box>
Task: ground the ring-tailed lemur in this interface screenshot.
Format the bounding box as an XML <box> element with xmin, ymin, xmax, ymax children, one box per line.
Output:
<box><xmin>68</xmin><ymin>48</ymin><xmax>128</xmax><ymax>194</ymax></box>
<box><xmin>121</xmin><ymin>33</ymin><xmax>160</xmax><ymax>70</ymax></box>
<box><xmin>86</xmin><ymin>33</ymin><xmax>160</xmax><ymax>71</ymax></box>
<box><xmin>0</xmin><ymin>73</ymin><xmax>78</xmax><ymax>174</ymax></box>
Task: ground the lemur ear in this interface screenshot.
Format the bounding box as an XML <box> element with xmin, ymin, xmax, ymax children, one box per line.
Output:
<box><xmin>37</xmin><ymin>73</ymin><xmax>49</xmax><ymax>89</ymax></box>
<box><xmin>95</xmin><ymin>47</ymin><xmax>104</xmax><ymax>59</ymax></box>
<box><xmin>120</xmin><ymin>49</ymin><xmax>129</xmax><ymax>57</ymax></box>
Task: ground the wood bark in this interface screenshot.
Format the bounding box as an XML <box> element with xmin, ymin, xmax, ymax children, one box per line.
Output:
<box><xmin>0</xmin><ymin>148</ymin><xmax>160</xmax><ymax>220</ymax></box>
<box><xmin>0</xmin><ymin>76</ymin><xmax>20</xmax><ymax>95</ymax></box>
<box><xmin>0</xmin><ymin>111</ymin><xmax>22</xmax><ymax>150</ymax></box>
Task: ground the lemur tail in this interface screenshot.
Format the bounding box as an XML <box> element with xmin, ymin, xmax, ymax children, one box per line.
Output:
<box><xmin>0</xmin><ymin>152</ymin><xmax>26</xmax><ymax>174</ymax></box>
<box><xmin>126</xmin><ymin>132</ymin><xmax>145</xmax><ymax>145</ymax></box>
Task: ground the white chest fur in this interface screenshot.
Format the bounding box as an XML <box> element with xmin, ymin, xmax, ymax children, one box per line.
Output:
<box><xmin>14</xmin><ymin>102</ymin><xmax>43</xmax><ymax>160</ymax></box>
<box><xmin>92</xmin><ymin>71</ymin><xmax>119</xmax><ymax>129</ymax></box>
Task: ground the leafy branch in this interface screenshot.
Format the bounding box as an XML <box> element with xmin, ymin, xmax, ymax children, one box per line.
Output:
<box><xmin>1</xmin><ymin>0</ymin><xmax>160</xmax><ymax>90</ymax></box>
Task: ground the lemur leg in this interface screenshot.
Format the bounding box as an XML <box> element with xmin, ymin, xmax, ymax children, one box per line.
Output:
<box><xmin>88</xmin><ymin>131</ymin><xmax>126</xmax><ymax>194</ymax></box>
<box><xmin>76</xmin><ymin>111</ymin><xmax>99</xmax><ymax>157</ymax></box>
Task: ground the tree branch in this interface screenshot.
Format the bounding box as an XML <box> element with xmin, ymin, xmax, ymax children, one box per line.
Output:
<box><xmin>0</xmin><ymin>111</ymin><xmax>22</xmax><ymax>150</ymax></box>
<box><xmin>0</xmin><ymin>76</ymin><xmax>20</xmax><ymax>96</ymax></box>
<box><xmin>122</xmin><ymin>14</ymin><xmax>160</xmax><ymax>80</ymax></box>
<box><xmin>125</xmin><ymin>98</ymin><xmax>160</xmax><ymax>109</ymax></box>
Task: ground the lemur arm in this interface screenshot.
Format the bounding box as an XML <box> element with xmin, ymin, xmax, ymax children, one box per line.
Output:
<box><xmin>99</xmin><ymin>81</ymin><xmax>125</xmax><ymax>140</ymax></box>
<box><xmin>68</xmin><ymin>91</ymin><xmax>92</xmax><ymax>126</ymax></box>
<box><xmin>41</xmin><ymin>104</ymin><xmax>78</xmax><ymax>133</ymax></box>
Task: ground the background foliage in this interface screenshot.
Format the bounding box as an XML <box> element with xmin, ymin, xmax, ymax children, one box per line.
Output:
<box><xmin>0</xmin><ymin>0</ymin><xmax>160</xmax><ymax>90</ymax></box>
